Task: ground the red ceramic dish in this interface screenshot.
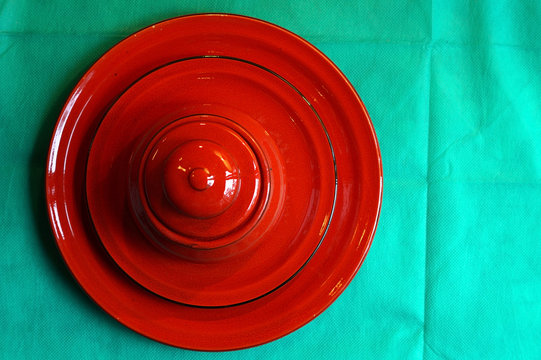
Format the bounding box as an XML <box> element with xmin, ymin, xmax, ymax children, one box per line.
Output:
<box><xmin>46</xmin><ymin>14</ymin><xmax>382</xmax><ymax>350</ymax></box>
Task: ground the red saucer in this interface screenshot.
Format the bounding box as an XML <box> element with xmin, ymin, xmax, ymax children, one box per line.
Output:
<box><xmin>46</xmin><ymin>14</ymin><xmax>382</xmax><ymax>350</ymax></box>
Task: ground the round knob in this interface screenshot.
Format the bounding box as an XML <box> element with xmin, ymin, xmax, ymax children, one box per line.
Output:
<box><xmin>188</xmin><ymin>168</ymin><xmax>213</xmax><ymax>191</ymax></box>
<box><xmin>162</xmin><ymin>140</ymin><xmax>239</xmax><ymax>219</ymax></box>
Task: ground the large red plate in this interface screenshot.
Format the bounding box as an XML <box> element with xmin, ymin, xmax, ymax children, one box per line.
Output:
<box><xmin>46</xmin><ymin>14</ymin><xmax>382</xmax><ymax>350</ymax></box>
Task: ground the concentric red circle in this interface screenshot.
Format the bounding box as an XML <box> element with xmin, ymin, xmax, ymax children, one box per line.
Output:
<box><xmin>46</xmin><ymin>14</ymin><xmax>382</xmax><ymax>350</ymax></box>
<box><xmin>137</xmin><ymin>118</ymin><xmax>264</xmax><ymax>243</ymax></box>
<box><xmin>85</xmin><ymin>56</ymin><xmax>336</xmax><ymax>306</ymax></box>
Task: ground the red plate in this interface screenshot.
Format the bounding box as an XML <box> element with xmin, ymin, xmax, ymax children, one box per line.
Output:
<box><xmin>46</xmin><ymin>14</ymin><xmax>382</xmax><ymax>350</ymax></box>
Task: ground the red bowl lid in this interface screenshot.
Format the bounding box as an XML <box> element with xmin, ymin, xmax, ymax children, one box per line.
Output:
<box><xmin>46</xmin><ymin>13</ymin><xmax>382</xmax><ymax>350</ymax></box>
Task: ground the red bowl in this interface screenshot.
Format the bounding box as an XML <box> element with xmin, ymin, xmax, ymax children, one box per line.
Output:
<box><xmin>46</xmin><ymin>13</ymin><xmax>382</xmax><ymax>350</ymax></box>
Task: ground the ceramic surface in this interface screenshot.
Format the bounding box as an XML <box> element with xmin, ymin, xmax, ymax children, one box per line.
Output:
<box><xmin>46</xmin><ymin>14</ymin><xmax>382</xmax><ymax>350</ymax></box>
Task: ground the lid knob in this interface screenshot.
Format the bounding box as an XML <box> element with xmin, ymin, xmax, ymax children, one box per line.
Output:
<box><xmin>162</xmin><ymin>140</ymin><xmax>239</xmax><ymax>219</ymax></box>
<box><xmin>188</xmin><ymin>168</ymin><xmax>213</xmax><ymax>191</ymax></box>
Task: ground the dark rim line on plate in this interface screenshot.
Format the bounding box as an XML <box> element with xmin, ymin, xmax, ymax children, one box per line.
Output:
<box><xmin>83</xmin><ymin>55</ymin><xmax>338</xmax><ymax>309</ymax></box>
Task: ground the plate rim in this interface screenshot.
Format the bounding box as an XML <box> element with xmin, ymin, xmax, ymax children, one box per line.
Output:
<box><xmin>45</xmin><ymin>13</ymin><xmax>383</xmax><ymax>351</ymax></box>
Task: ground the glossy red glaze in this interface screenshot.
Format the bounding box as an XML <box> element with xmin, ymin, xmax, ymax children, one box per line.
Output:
<box><xmin>162</xmin><ymin>140</ymin><xmax>240</xmax><ymax>218</ymax></box>
<box><xmin>46</xmin><ymin>14</ymin><xmax>382</xmax><ymax>350</ymax></box>
<box><xmin>139</xmin><ymin>119</ymin><xmax>262</xmax><ymax>242</ymax></box>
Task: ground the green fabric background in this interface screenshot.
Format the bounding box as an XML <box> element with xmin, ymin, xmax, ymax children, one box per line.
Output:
<box><xmin>1</xmin><ymin>1</ymin><xmax>540</xmax><ymax>358</ymax></box>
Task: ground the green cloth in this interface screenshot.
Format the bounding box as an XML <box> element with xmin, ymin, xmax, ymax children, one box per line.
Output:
<box><xmin>1</xmin><ymin>1</ymin><xmax>540</xmax><ymax>358</ymax></box>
